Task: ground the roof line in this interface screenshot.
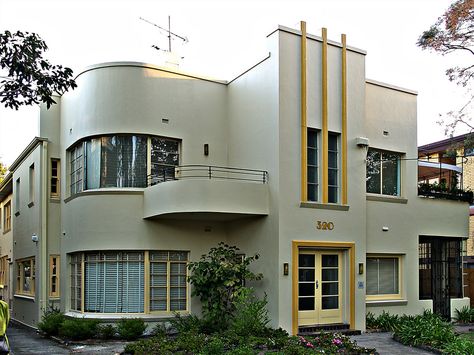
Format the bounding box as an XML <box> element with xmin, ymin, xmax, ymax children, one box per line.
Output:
<box><xmin>366</xmin><ymin>79</ymin><xmax>417</xmax><ymax>96</ymax></box>
<box><xmin>9</xmin><ymin>137</ymin><xmax>48</xmax><ymax>172</ymax></box>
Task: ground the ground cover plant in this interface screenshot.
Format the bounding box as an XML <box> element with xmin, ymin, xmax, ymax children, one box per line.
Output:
<box><xmin>368</xmin><ymin>309</ymin><xmax>474</xmax><ymax>354</ymax></box>
<box><xmin>124</xmin><ymin>243</ymin><xmax>376</xmax><ymax>354</ymax></box>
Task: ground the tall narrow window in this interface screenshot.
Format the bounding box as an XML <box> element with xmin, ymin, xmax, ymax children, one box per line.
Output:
<box><xmin>16</xmin><ymin>257</ymin><xmax>35</xmax><ymax>296</ymax></box>
<box><xmin>150</xmin><ymin>251</ymin><xmax>188</xmax><ymax>312</ymax></box>
<box><xmin>50</xmin><ymin>255</ymin><xmax>60</xmax><ymax>298</ymax></box>
<box><xmin>28</xmin><ymin>164</ymin><xmax>35</xmax><ymax>206</ymax></box>
<box><xmin>50</xmin><ymin>159</ymin><xmax>60</xmax><ymax>198</ymax></box>
<box><xmin>15</xmin><ymin>178</ymin><xmax>20</xmax><ymax>214</ymax></box>
<box><xmin>307</xmin><ymin>129</ymin><xmax>318</xmax><ymax>201</ymax></box>
<box><xmin>0</xmin><ymin>256</ymin><xmax>8</xmax><ymax>287</ymax></box>
<box><xmin>366</xmin><ymin>149</ymin><xmax>401</xmax><ymax>196</ymax></box>
<box><xmin>3</xmin><ymin>202</ymin><xmax>11</xmax><ymax>233</ymax></box>
<box><xmin>328</xmin><ymin>133</ymin><xmax>339</xmax><ymax>203</ymax></box>
<box><xmin>150</xmin><ymin>137</ymin><xmax>180</xmax><ymax>185</ymax></box>
<box><xmin>70</xmin><ymin>144</ymin><xmax>84</xmax><ymax>195</ymax></box>
<box><xmin>70</xmin><ymin>254</ymin><xmax>82</xmax><ymax>311</ymax></box>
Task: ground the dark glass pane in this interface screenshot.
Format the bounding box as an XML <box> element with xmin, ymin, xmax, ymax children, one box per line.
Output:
<box><xmin>299</xmin><ymin>269</ymin><xmax>315</xmax><ymax>282</ymax></box>
<box><xmin>328</xmin><ymin>169</ymin><xmax>338</xmax><ymax>185</ymax></box>
<box><xmin>322</xmin><ymin>282</ymin><xmax>338</xmax><ymax>295</ymax></box>
<box><xmin>308</xmin><ymin>148</ymin><xmax>318</xmax><ymax>166</ymax></box>
<box><xmin>299</xmin><ymin>254</ymin><xmax>315</xmax><ymax>268</ymax></box>
<box><xmin>322</xmin><ymin>255</ymin><xmax>338</xmax><ymax>267</ymax></box>
<box><xmin>308</xmin><ymin>130</ymin><xmax>317</xmax><ymax>148</ymax></box>
<box><xmin>299</xmin><ymin>283</ymin><xmax>315</xmax><ymax>296</ymax></box>
<box><xmin>382</xmin><ymin>153</ymin><xmax>399</xmax><ymax>196</ymax></box>
<box><xmin>328</xmin><ymin>151</ymin><xmax>338</xmax><ymax>169</ymax></box>
<box><xmin>322</xmin><ymin>269</ymin><xmax>338</xmax><ymax>281</ymax></box>
<box><xmin>328</xmin><ymin>187</ymin><xmax>338</xmax><ymax>203</ymax></box>
<box><xmin>299</xmin><ymin>297</ymin><xmax>315</xmax><ymax>311</ymax></box>
<box><xmin>322</xmin><ymin>296</ymin><xmax>338</xmax><ymax>309</ymax></box>
<box><xmin>328</xmin><ymin>134</ymin><xmax>338</xmax><ymax>151</ymax></box>
<box><xmin>308</xmin><ymin>166</ymin><xmax>317</xmax><ymax>183</ymax></box>
<box><xmin>151</xmin><ymin>137</ymin><xmax>180</xmax><ymax>184</ymax></box>
<box><xmin>308</xmin><ymin>184</ymin><xmax>318</xmax><ymax>201</ymax></box>
<box><xmin>366</xmin><ymin>149</ymin><xmax>381</xmax><ymax>194</ymax></box>
<box><xmin>86</xmin><ymin>138</ymin><xmax>101</xmax><ymax>189</ymax></box>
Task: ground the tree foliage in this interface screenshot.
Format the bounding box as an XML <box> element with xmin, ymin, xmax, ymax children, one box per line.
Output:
<box><xmin>0</xmin><ymin>161</ymin><xmax>7</xmax><ymax>183</ymax></box>
<box><xmin>418</xmin><ymin>0</ymin><xmax>474</xmax><ymax>134</ymax></box>
<box><xmin>187</xmin><ymin>242</ymin><xmax>263</xmax><ymax>330</ymax></box>
<box><xmin>0</xmin><ymin>30</ymin><xmax>77</xmax><ymax>110</ymax></box>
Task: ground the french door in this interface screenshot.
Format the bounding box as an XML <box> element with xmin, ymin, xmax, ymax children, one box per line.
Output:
<box><xmin>298</xmin><ymin>250</ymin><xmax>343</xmax><ymax>326</ymax></box>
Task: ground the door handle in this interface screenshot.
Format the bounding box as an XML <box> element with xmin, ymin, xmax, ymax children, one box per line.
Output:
<box><xmin>316</xmin><ymin>280</ymin><xmax>319</xmax><ymax>289</ymax></box>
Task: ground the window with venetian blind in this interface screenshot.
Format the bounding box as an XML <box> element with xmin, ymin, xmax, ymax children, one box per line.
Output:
<box><xmin>366</xmin><ymin>256</ymin><xmax>401</xmax><ymax>299</ymax></box>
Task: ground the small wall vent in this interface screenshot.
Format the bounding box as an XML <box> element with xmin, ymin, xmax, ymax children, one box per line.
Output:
<box><xmin>162</xmin><ymin>118</ymin><xmax>170</xmax><ymax>124</ymax></box>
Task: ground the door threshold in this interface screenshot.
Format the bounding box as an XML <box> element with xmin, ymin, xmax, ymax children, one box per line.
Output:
<box><xmin>298</xmin><ymin>323</ymin><xmax>360</xmax><ymax>336</ymax></box>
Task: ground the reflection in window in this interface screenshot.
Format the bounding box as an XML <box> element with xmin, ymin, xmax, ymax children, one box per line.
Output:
<box><xmin>16</xmin><ymin>257</ymin><xmax>35</xmax><ymax>296</ymax></box>
<box><xmin>366</xmin><ymin>149</ymin><xmax>401</xmax><ymax>196</ymax></box>
<box><xmin>150</xmin><ymin>137</ymin><xmax>180</xmax><ymax>184</ymax></box>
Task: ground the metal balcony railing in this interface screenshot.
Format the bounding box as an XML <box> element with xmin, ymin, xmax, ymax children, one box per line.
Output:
<box><xmin>147</xmin><ymin>164</ymin><xmax>268</xmax><ymax>187</ymax></box>
<box><xmin>418</xmin><ymin>182</ymin><xmax>473</xmax><ymax>203</ymax></box>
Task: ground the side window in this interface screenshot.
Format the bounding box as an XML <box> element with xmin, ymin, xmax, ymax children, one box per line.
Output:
<box><xmin>50</xmin><ymin>159</ymin><xmax>60</xmax><ymax>199</ymax></box>
<box><xmin>366</xmin><ymin>149</ymin><xmax>401</xmax><ymax>196</ymax></box>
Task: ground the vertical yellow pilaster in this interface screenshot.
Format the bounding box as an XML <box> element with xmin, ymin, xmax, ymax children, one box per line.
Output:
<box><xmin>341</xmin><ymin>34</ymin><xmax>348</xmax><ymax>205</ymax></box>
<box><xmin>322</xmin><ymin>28</ymin><xmax>328</xmax><ymax>203</ymax></box>
<box><xmin>301</xmin><ymin>21</ymin><xmax>308</xmax><ymax>202</ymax></box>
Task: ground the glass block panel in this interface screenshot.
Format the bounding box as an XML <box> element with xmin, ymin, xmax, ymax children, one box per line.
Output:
<box><xmin>170</xmin><ymin>299</ymin><xmax>186</xmax><ymax>311</ymax></box>
<box><xmin>170</xmin><ymin>275</ymin><xmax>186</xmax><ymax>287</ymax></box>
<box><xmin>151</xmin><ymin>287</ymin><xmax>167</xmax><ymax>298</ymax></box>
<box><xmin>151</xmin><ymin>262</ymin><xmax>167</xmax><ymax>274</ymax></box>
<box><xmin>170</xmin><ymin>263</ymin><xmax>187</xmax><ymax>274</ymax></box>
<box><xmin>170</xmin><ymin>287</ymin><xmax>186</xmax><ymax>298</ymax></box>
<box><xmin>151</xmin><ymin>300</ymin><xmax>167</xmax><ymax>311</ymax></box>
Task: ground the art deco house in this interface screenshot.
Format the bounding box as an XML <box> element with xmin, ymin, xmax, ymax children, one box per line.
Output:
<box><xmin>3</xmin><ymin>23</ymin><xmax>470</xmax><ymax>334</ymax></box>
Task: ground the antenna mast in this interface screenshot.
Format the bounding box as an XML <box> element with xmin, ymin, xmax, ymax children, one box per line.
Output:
<box><xmin>139</xmin><ymin>16</ymin><xmax>188</xmax><ymax>52</ymax></box>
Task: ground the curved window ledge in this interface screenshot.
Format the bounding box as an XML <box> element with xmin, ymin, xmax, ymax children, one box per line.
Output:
<box><xmin>366</xmin><ymin>299</ymin><xmax>407</xmax><ymax>307</ymax></box>
<box><xmin>366</xmin><ymin>194</ymin><xmax>408</xmax><ymax>204</ymax></box>
<box><xmin>300</xmin><ymin>202</ymin><xmax>349</xmax><ymax>211</ymax></box>
<box><xmin>14</xmin><ymin>294</ymin><xmax>35</xmax><ymax>301</ymax></box>
<box><xmin>65</xmin><ymin>188</ymin><xmax>144</xmax><ymax>203</ymax></box>
<box><xmin>65</xmin><ymin>311</ymin><xmax>188</xmax><ymax>321</ymax></box>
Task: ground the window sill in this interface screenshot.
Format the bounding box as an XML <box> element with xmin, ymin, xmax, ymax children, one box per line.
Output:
<box><xmin>49</xmin><ymin>198</ymin><xmax>60</xmax><ymax>204</ymax></box>
<box><xmin>14</xmin><ymin>294</ymin><xmax>35</xmax><ymax>301</ymax></box>
<box><xmin>65</xmin><ymin>311</ymin><xmax>188</xmax><ymax>320</ymax></box>
<box><xmin>2</xmin><ymin>229</ymin><xmax>11</xmax><ymax>235</ymax></box>
<box><xmin>65</xmin><ymin>188</ymin><xmax>145</xmax><ymax>203</ymax></box>
<box><xmin>366</xmin><ymin>194</ymin><xmax>408</xmax><ymax>204</ymax></box>
<box><xmin>366</xmin><ymin>299</ymin><xmax>407</xmax><ymax>306</ymax></box>
<box><xmin>300</xmin><ymin>202</ymin><xmax>350</xmax><ymax>211</ymax></box>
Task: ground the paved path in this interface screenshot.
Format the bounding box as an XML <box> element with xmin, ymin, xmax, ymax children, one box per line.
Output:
<box><xmin>7</xmin><ymin>322</ymin><xmax>127</xmax><ymax>354</ymax></box>
<box><xmin>350</xmin><ymin>332</ymin><xmax>434</xmax><ymax>355</ymax></box>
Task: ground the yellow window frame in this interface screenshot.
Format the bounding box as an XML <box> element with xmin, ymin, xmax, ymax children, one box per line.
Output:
<box><xmin>49</xmin><ymin>255</ymin><xmax>60</xmax><ymax>298</ymax></box>
<box><xmin>366</xmin><ymin>254</ymin><xmax>403</xmax><ymax>301</ymax></box>
<box><xmin>16</xmin><ymin>257</ymin><xmax>35</xmax><ymax>297</ymax></box>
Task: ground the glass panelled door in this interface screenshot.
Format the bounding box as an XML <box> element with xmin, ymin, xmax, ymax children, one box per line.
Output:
<box><xmin>298</xmin><ymin>250</ymin><xmax>343</xmax><ymax>326</ymax></box>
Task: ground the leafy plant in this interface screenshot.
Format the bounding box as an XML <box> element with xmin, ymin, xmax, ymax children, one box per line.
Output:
<box><xmin>169</xmin><ymin>312</ymin><xmax>203</xmax><ymax>334</ymax></box>
<box><xmin>117</xmin><ymin>318</ymin><xmax>147</xmax><ymax>340</ymax></box>
<box><xmin>454</xmin><ymin>305</ymin><xmax>474</xmax><ymax>323</ymax></box>
<box><xmin>58</xmin><ymin>318</ymin><xmax>100</xmax><ymax>340</ymax></box>
<box><xmin>443</xmin><ymin>336</ymin><xmax>474</xmax><ymax>354</ymax></box>
<box><xmin>98</xmin><ymin>323</ymin><xmax>116</xmax><ymax>339</ymax></box>
<box><xmin>187</xmin><ymin>242</ymin><xmax>263</xmax><ymax>330</ymax></box>
<box><xmin>230</xmin><ymin>288</ymin><xmax>269</xmax><ymax>337</ymax></box>
<box><xmin>37</xmin><ymin>306</ymin><xmax>65</xmax><ymax>336</ymax></box>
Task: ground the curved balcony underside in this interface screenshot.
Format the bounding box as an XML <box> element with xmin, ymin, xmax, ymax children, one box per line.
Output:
<box><xmin>143</xmin><ymin>179</ymin><xmax>269</xmax><ymax>221</ymax></box>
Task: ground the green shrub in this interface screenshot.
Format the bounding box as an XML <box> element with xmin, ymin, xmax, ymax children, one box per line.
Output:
<box><xmin>376</xmin><ymin>311</ymin><xmax>399</xmax><ymax>332</ymax></box>
<box><xmin>59</xmin><ymin>318</ymin><xmax>100</xmax><ymax>340</ymax></box>
<box><xmin>151</xmin><ymin>322</ymin><xmax>167</xmax><ymax>337</ymax></box>
<box><xmin>174</xmin><ymin>331</ymin><xmax>207</xmax><ymax>352</ymax></box>
<box><xmin>365</xmin><ymin>312</ymin><xmax>377</xmax><ymax>330</ymax></box>
<box><xmin>37</xmin><ymin>307</ymin><xmax>65</xmax><ymax>336</ymax></box>
<box><xmin>454</xmin><ymin>305</ymin><xmax>474</xmax><ymax>324</ymax></box>
<box><xmin>98</xmin><ymin>323</ymin><xmax>116</xmax><ymax>339</ymax></box>
<box><xmin>187</xmin><ymin>243</ymin><xmax>263</xmax><ymax>330</ymax></box>
<box><xmin>124</xmin><ymin>336</ymin><xmax>173</xmax><ymax>355</ymax></box>
<box><xmin>117</xmin><ymin>318</ymin><xmax>147</xmax><ymax>340</ymax></box>
<box><xmin>230</xmin><ymin>288</ymin><xmax>269</xmax><ymax>337</ymax></box>
<box><xmin>442</xmin><ymin>336</ymin><xmax>474</xmax><ymax>354</ymax></box>
<box><xmin>201</xmin><ymin>336</ymin><xmax>226</xmax><ymax>354</ymax></box>
<box><xmin>169</xmin><ymin>312</ymin><xmax>202</xmax><ymax>334</ymax></box>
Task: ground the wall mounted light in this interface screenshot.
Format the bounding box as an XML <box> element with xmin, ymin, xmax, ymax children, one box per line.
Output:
<box><xmin>358</xmin><ymin>263</ymin><xmax>364</xmax><ymax>275</ymax></box>
<box><xmin>31</xmin><ymin>234</ymin><xmax>38</xmax><ymax>243</ymax></box>
<box><xmin>382</xmin><ymin>226</ymin><xmax>389</xmax><ymax>232</ymax></box>
<box><xmin>204</xmin><ymin>143</ymin><xmax>209</xmax><ymax>156</ymax></box>
<box><xmin>283</xmin><ymin>263</ymin><xmax>289</xmax><ymax>276</ymax></box>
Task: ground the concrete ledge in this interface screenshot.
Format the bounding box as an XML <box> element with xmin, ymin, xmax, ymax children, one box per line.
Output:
<box><xmin>64</xmin><ymin>311</ymin><xmax>186</xmax><ymax>321</ymax></box>
<box><xmin>366</xmin><ymin>195</ymin><xmax>408</xmax><ymax>204</ymax></box>
<box><xmin>366</xmin><ymin>299</ymin><xmax>408</xmax><ymax>307</ymax></box>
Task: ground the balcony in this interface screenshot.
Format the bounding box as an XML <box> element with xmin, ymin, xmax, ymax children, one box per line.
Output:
<box><xmin>418</xmin><ymin>160</ymin><xmax>473</xmax><ymax>203</ymax></box>
<box><xmin>143</xmin><ymin>165</ymin><xmax>269</xmax><ymax>220</ymax></box>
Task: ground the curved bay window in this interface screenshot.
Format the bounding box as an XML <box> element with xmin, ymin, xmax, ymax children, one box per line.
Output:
<box><xmin>69</xmin><ymin>135</ymin><xmax>179</xmax><ymax>195</ymax></box>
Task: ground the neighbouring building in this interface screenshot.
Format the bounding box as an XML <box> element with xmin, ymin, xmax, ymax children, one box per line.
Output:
<box><xmin>0</xmin><ymin>174</ymin><xmax>13</xmax><ymax>309</ymax></box>
<box><xmin>5</xmin><ymin>23</ymin><xmax>470</xmax><ymax>334</ymax></box>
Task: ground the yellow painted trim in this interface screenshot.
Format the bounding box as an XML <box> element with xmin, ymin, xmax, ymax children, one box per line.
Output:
<box><xmin>300</xmin><ymin>21</ymin><xmax>308</xmax><ymax>202</ymax></box>
<box><xmin>292</xmin><ymin>240</ymin><xmax>355</xmax><ymax>335</ymax></box>
<box><xmin>49</xmin><ymin>255</ymin><xmax>60</xmax><ymax>298</ymax></box>
<box><xmin>341</xmin><ymin>34</ymin><xmax>348</xmax><ymax>205</ymax></box>
<box><xmin>322</xmin><ymin>28</ymin><xmax>328</xmax><ymax>204</ymax></box>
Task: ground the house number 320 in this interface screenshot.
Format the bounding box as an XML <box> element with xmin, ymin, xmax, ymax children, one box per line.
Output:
<box><xmin>316</xmin><ymin>221</ymin><xmax>334</xmax><ymax>230</ymax></box>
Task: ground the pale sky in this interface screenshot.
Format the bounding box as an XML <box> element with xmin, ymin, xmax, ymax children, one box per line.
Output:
<box><xmin>0</xmin><ymin>0</ymin><xmax>470</xmax><ymax>166</ymax></box>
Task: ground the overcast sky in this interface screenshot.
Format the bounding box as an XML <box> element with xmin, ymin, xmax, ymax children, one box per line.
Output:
<box><xmin>0</xmin><ymin>0</ymin><xmax>470</xmax><ymax>165</ymax></box>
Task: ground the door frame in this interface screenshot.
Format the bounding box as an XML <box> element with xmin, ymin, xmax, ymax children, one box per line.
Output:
<box><xmin>291</xmin><ymin>240</ymin><xmax>355</xmax><ymax>335</ymax></box>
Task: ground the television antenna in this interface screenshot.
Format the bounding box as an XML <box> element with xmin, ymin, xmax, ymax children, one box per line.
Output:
<box><xmin>139</xmin><ymin>16</ymin><xmax>188</xmax><ymax>53</ymax></box>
